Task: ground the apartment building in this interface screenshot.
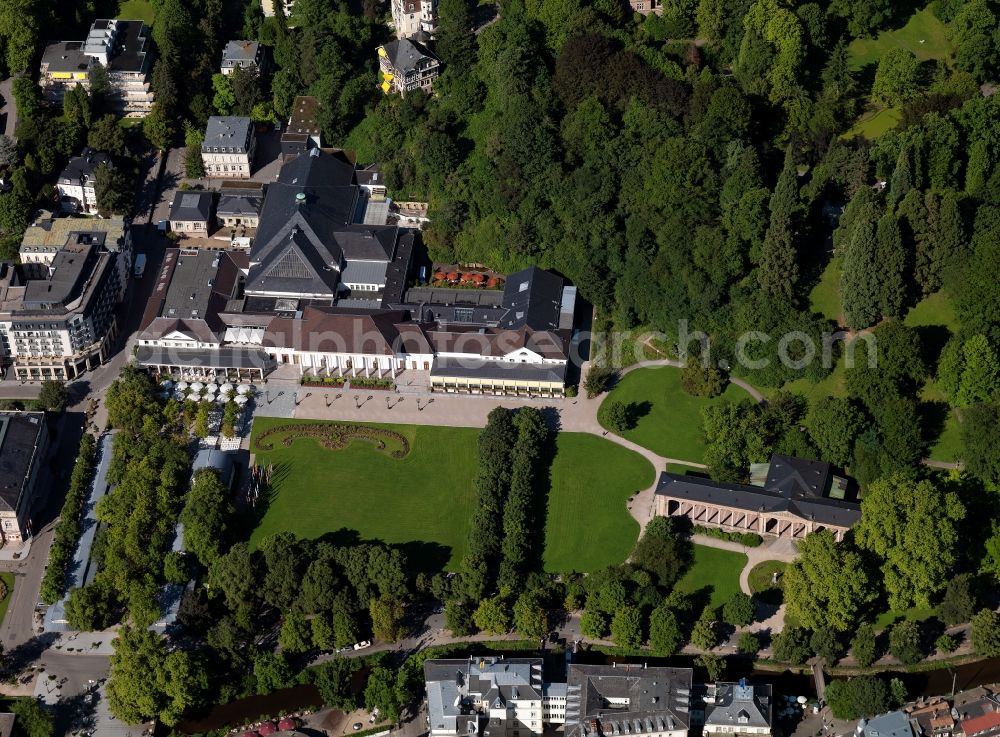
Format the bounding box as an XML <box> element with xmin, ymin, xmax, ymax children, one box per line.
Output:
<box><xmin>378</xmin><ymin>39</ymin><xmax>440</xmax><ymax>94</ymax></box>
<box><xmin>425</xmin><ymin>659</ymin><xmax>693</xmax><ymax>737</ymax></box>
<box><xmin>391</xmin><ymin>0</ymin><xmax>437</xmax><ymax>38</ymax></box>
<box><xmin>56</xmin><ymin>149</ymin><xmax>110</xmax><ymax>215</ymax></box>
<box><xmin>202</xmin><ymin>116</ymin><xmax>256</xmax><ymax>179</ymax></box>
<box><xmin>0</xmin><ymin>412</ymin><xmax>48</xmax><ymax>546</ymax></box>
<box><xmin>221</xmin><ymin>40</ymin><xmax>263</xmax><ymax>74</ymax></box>
<box><xmin>40</xmin><ymin>19</ymin><xmax>154</xmax><ymax>117</ymax></box>
<box><xmin>0</xmin><ymin>230</ymin><xmax>127</xmax><ymax>381</ymax></box>
<box><xmin>425</xmin><ymin>657</ymin><xmax>552</xmax><ymax>737</ymax></box>
<box><xmin>19</xmin><ymin>211</ymin><xmax>131</xmax><ymax>270</ymax></box>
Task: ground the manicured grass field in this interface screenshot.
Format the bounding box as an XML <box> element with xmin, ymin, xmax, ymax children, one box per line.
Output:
<box><xmin>542</xmin><ymin>433</ymin><xmax>655</xmax><ymax>573</ymax></box>
<box><xmin>0</xmin><ymin>572</ymin><xmax>14</xmax><ymax>627</ymax></box>
<box><xmin>809</xmin><ymin>256</ymin><xmax>842</xmax><ymax>324</ymax></box>
<box><xmin>927</xmin><ymin>410</ymin><xmax>963</xmax><ymax>462</ymax></box>
<box><xmin>117</xmin><ymin>0</ymin><xmax>156</xmax><ymax>24</ymax></box>
<box><xmin>844</xmin><ymin>107</ymin><xmax>902</xmax><ymax>140</ymax></box>
<box><xmin>598</xmin><ymin>367</ymin><xmax>750</xmax><ymax>462</ymax></box>
<box><xmin>674</xmin><ymin>545</ymin><xmax>747</xmax><ymax>611</ymax></box>
<box><xmin>250</xmin><ymin>418</ymin><xmax>653</xmax><ymax>572</ymax></box>
<box><xmin>905</xmin><ymin>291</ymin><xmax>960</xmax><ymax>334</ymax></box>
<box><xmin>847</xmin><ymin>7</ymin><xmax>954</xmax><ymax>70</ymax></box>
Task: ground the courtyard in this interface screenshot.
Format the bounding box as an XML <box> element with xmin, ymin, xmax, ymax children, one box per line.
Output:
<box><xmin>249</xmin><ymin>417</ymin><xmax>655</xmax><ymax>572</ymax></box>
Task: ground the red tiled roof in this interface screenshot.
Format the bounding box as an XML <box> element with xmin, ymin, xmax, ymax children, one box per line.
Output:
<box><xmin>963</xmin><ymin>712</ymin><xmax>1000</xmax><ymax>736</ymax></box>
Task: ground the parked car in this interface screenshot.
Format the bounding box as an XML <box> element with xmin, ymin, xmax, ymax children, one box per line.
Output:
<box><xmin>353</xmin><ymin>724</ymin><xmax>363</xmax><ymax>731</ymax></box>
<box><xmin>369</xmin><ymin>709</ymin><xmax>380</xmax><ymax>724</ymax></box>
<box><xmin>353</xmin><ymin>640</ymin><xmax>372</xmax><ymax>650</ymax></box>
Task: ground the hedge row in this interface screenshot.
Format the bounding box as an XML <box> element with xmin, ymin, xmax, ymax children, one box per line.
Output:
<box><xmin>39</xmin><ymin>434</ymin><xmax>98</xmax><ymax>604</ymax></box>
<box><xmin>693</xmin><ymin>525</ymin><xmax>763</xmax><ymax>547</ymax></box>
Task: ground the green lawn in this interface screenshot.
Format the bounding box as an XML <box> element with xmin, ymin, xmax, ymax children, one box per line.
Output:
<box><xmin>117</xmin><ymin>0</ymin><xmax>156</xmax><ymax>24</ymax></box>
<box><xmin>250</xmin><ymin>418</ymin><xmax>653</xmax><ymax>572</ymax></box>
<box><xmin>906</xmin><ymin>291</ymin><xmax>963</xmax><ymax>461</ymax></box>
<box><xmin>844</xmin><ymin>107</ymin><xmax>902</xmax><ymax>140</ymax></box>
<box><xmin>780</xmin><ymin>352</ymin><xmax>849</xmax><ymax>403</ymax></box>
<box><xmin>809</xmin><ymin>256</ymin><xmax>842</xmax><ymax>324</ymax></box>
<box><xmin>747</xmin><ymin>560</ymin><xmax>787</xmax><ymax>595</ymax></box>
<box><xmin>927</xmin><ymin>409</ymin><xmax>963</xmax><ymax>462</ymax></box>
<box><xmin>674</xmin><ymin>544</ymin><xmax>747</xmax><ymax>611</ymax></box>
<box><xmin>747</xmin><ymin>560</ymin><xmax>786</xmax><ymax>606</ymax></box>
<box><xmin>847</xmin><ymin>6</ymin><xmax>954</xmax><ymax>70</ymax></box>
<box><xmin>542</xmin><ymin>434</ymin><xmax>655</xmax><ymax>573</ymax></box>
<box><xmin>904</xmin><ymin>291</ymin><xmax>960</xmax><ymax>334</ymax></box>
<box><xmin>0</xmin><ymin>572</ymin><xmax>14</xmax><ymax>628</ymax></box>
<box><xmin>875</xmin><ymin>606</ymin><xmax>936</xmax><ymax>629</ymax></box>
<box><xmin>598</xmin><ymin>367</ymin><xmax>750</xmax><ymax>462</ymax></box>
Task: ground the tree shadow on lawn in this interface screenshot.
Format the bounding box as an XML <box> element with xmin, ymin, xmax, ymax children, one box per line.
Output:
<box><xmin>912</xmin><ymin>324</ymin><xmax>953</xmax><ymax>370</ymax></box>
<box><xmin>625</xmin><ymin>400</ymin><xmax>651</xmax><ymax>429</ymax></box>
<box><xmin>917</xmin><ymin>400</ymin><xmax>952</xmax><ymax>448</ymax></box>
<box><xmin>316</xmin><ymin>528</ymin><xmax>454</xmax><ymax>575</ymax></box>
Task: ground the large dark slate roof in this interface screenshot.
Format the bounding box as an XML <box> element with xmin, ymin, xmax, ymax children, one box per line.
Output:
<box><xmin>248</xmin><ymin>150</ymin><xmax>403</xmax><ymax>300</ymax></box>
<box><xmin>430</xmin><ymin>357</ymin><xmax>566</xmax><ymax>383</ymax></box>
<box><xmin>58</xmin><ymin>149</ymin><xmax>110</xmax><ymax>185</ymax></box>
<box><xmin>381</xmin><ymin>38</ymin><xmax>438</xmax><ymax>73</ymax></box>
<box><xmin>499</xmin><ymin>266</ymin><xmax>564</xmax><ymax>330</ymax></box>
<box><xmin>0</xmin><ymin>413</ymin><xmax>46</xmax><ymax>513</ymax></box>
<box><xmin>169</xmin><ymin>191</ymin><xmax>213</xmax><ymax>222</ymax></box>
<box><xmin>335</xmin><ymin>226</ymin><xmax>397</xmax><ymax>261</ymax></box>
<box><xmin>704</xmin><ymin>682</ymin><xmax>771</xmax><ymax>730</ymax></box>
<box><xmin>565</xmin><ymin>664</ymin><xmax>693</xmax><ymax>737</ymax></box>
<box><xmin>656</xmin><ymin>455</ymin><xmax>860</xmax><ymax>528</ymax></box>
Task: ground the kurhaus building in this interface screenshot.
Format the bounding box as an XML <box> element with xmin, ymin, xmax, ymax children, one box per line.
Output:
<box><xmin>135</xmin><ymin>149</ymin><xmax>577</xmax><ymax>397</ymax></box>
<box><xmin>655</xmin><ymin>455</ymin><xmax>860</xmax><ymax>541</ymax></box>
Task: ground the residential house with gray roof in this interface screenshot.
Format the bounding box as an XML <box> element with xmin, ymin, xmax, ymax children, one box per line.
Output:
<box><xmin>702</xmin><ymin>681</ymin><xmax>772</xmax><ymax>737</ymax></box>
<box><xmin>202</xmin><ymin>116</ymin><xmax>256</xmax><ymax>179</ymax></box>
<box><xmin>221</xmin><ymin>40</ymin><xmax>263</xmax><ymax>75</ymax></box>
<box><xmin>378</xmin><ymin>38</ymin><xmax>440</xmax><ymax>94</ymax></box>
<box><xmin>217</xmin><ymin>182</ymin><xmax>264</xmax><ymax>229</ymax></box>
<box><xmin>56</xmin><ymin>148</ymin><xmax>110</xmax><ymax>215</ymax></box>
<box><xmin>168</xmin><ymin>191</ymin><xmax>215</xmax><ymax>236</ymax></box>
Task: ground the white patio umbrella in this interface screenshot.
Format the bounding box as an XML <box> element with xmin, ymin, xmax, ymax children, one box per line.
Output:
<box><xmin>190</xmin><ymin>381</ymin><xmax>205</xmax><ymax>393</ymax></box>
<box><xmin>236</xmin><ymin>384</ymin><xmax>251</xmax><ymax>395</ymax></box>
<box><xmin>200</xmin><ymin>393</ymin><xmax>214</xmax><ymax>402</ymax></box>
<box><xmin>203</xmin><ymin>384</ymin><xmax>218</xmax><ymax>394</ymax></box>
<box><xmin>176</xmin><ymin>381</ymin><xmax>189</xmax><ymax>391</ymax></box>
<box><xmin>172</xmin><ymin>391</ymin><xmax>185</xmax><ymax>401</ymax></box>
<box><xmin>160</xmin><ymin>379</ymin><xmax>174</xmax><ymax>389</ymax></box>
<box><xmin>234</xmin><ymin>394</ymin><xmax>248</xmax><ymax>405</ymax></box>
<box><xmin>219</xmin><ymin>382</ymin><xmax>234</xmax><ymax>394</ymax></box>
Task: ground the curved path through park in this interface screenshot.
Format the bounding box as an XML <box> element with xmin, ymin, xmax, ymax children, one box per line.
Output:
<box><xmin>281</xmin><ymin>359</ymin><xmax>764</xmax><ymax>539</ymax></box>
